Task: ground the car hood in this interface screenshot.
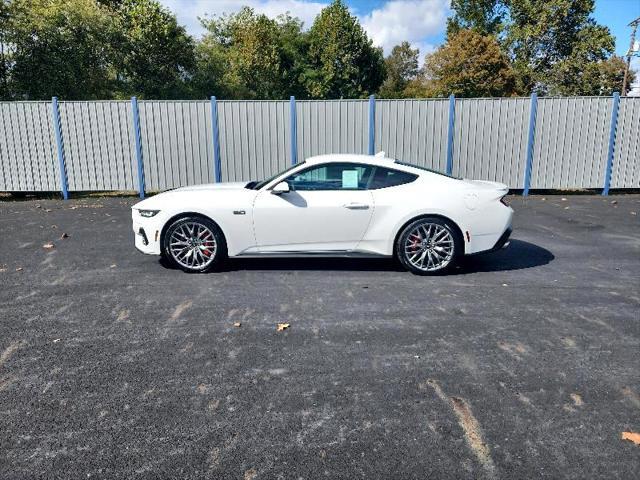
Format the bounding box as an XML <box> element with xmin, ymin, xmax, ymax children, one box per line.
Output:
<box><xmin>132</xmin><ymin>182</ymin><xmax>254</xmax><ymax>211</ymax></box>
<box><xmin>173</xmin><ymin>182</ymin><xmax>249</xmax><ymax>192</ymax></box>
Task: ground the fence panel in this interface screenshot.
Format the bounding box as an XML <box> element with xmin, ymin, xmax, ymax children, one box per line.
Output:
<box><xmin>530</xmin><ymin>97</ymin><xmax>611</xmax><ymax>189</ymax></box>
<box><xmin>452</xmin><ymin>98</ymin><xmax>530</xmax><ymax>188</ymax></box>
<box><xmin>0</xmin><ymin>102</ymin><xmax>59</xmax><ymax>191</ymax></box>
<box><xmin>217</xmin><ymin>101</ymin><xmax>290</xmax><ymax>182</ymax></box>
<box><xmin>58</xmin><ymin>101</ymin><xmax>136</xmax><ymax>191</ymax></box>
<box><xmin>296</xmin><ymin>100</ymin><xmax>368</xmax><ymax>161</ymax></box>
<box><xmin>375</xmin><ymin>99</ymin><xmax>449</xmax><ymax>172</ymax></box>
<box><xmin>2</xmin><ymin>96</ymin><xmax>639</xmax><ymax>194</ymax></box>
<box><xmin>138</xmin><ymin>100</ymin><xmax>213</xmax><ymax>191</ymax></box>
<box><xmin>611</xmin><ymin>98</ymin><xmax>640</xmax><ymax>189</ymax></box>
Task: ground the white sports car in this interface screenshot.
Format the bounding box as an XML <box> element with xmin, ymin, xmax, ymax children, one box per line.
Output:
<box><xmin>132</xmin><ymin>153</ymin><xmax>513</xmax><ymax>275</ymax></box>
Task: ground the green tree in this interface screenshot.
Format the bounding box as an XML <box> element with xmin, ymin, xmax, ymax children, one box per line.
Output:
<box><xmin>378</xmin><ymin>42</ymin><xmax>419</xmax><ymax>98</ymax></box>
<box><xmin>446</xmin><ymin>0</ymin><xmax>506</xmax><ymax>37</ymax></box>
<box><xmin>7</xmin><ymin>0</ymin><xmax>117</xmax><ymax>100</ymax></box>
<box><xmin>194</xmin><ymin>8</ymin><xmax>307</xmax><ymax>99</ymax></box>
<box><xmin>114</xmin><ymin>0</ymin><xmax>195</xmax><ymax>99</ymax></box>
<box><xmin>304</xmin><ymin>0</ymin><xmax>384</xmax><ymax>98</ymax></box>
<box><xmin>550</xmin><ymin>55</ymin><xmax>633</xmax><ymax>96</ymax></box>
<box><xmin>417</xmin><ymin>29</ymin><xmax>516</xmax><ymax>97</ymax></box>
<box><xmin>506</xmin><ymin>0</ymin><xmax>616</xmax><ymax>94</ymax></box>
<box><xmin>449</xmin><ymin>0</ymin><xmax>624</xmax><ymax>95</ymax></box>
<box><xmin>0</xmin><ymin>0</ymin><xmax>11</xmax><ymax>99</ymax></box>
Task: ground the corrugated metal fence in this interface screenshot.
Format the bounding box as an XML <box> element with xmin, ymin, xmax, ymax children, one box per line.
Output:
<box><xmin>0</xmin><ymin>95</ymin><xmax>638</xmax><ymax>197</ymax></box>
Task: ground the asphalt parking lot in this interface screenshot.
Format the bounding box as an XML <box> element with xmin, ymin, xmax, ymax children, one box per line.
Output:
<box><xmin>0</xmin><ymin>194</ymin><xmax>639</xmax><ymax>479</ymax></box>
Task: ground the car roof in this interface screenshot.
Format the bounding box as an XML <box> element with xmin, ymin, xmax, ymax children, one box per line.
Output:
<box><xmin>303</xmin><ymin>153</ymin><xmax>399</xmax><ymax>168</ymax></box>
<box><xmin>304</xmin><ymin>152</ymin><xmax>402</xmax><ymax>166</ymax></box>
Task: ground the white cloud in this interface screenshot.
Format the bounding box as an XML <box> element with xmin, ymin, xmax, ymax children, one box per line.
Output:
<box><xmin>360</xmin><ymin>0</ymin><xmax>448</xmax><ymax>57</ymax></box>
<box><xmin>160</xmin><ymin>0</ymin><xmax>328</xmax><ymax>38</ymax></box>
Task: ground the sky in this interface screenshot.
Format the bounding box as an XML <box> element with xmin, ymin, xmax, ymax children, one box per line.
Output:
<box><xmin>160</xmin><ymin>0</ymin><xmax>640</xmax><ymax>83</ymax></box>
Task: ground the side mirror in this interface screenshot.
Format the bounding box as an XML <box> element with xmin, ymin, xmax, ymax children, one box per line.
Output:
<box><xmin>271</xmin><ymin>181</ymin><xmax>290</xmax><ymax>195</ymax></box>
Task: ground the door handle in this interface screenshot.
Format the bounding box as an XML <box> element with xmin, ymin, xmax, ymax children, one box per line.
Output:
<box><xmin>343</xmin><ymin>203</ymin><xmax>370</xmax><ymax>210</ymax></box>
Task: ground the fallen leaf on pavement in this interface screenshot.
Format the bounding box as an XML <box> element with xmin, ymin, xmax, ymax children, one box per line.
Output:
<box><xmin>611</xmin><ymin>200</ymin><xmax>618</xmax><ymax>205</ymax></box>
<box><xmin>60</xmin><ymin>233</ymin><xmax>69</xmax><ymax>239</ymax></box>
<box><xmin>44</xmin><ymin>208</ymin><xmax>52</xmax><ymax>212</ymax></box>
<box><xmin>43</xmin><ymin>242</ymin><xmax>55</xmax><ymax>250</ymax></box>
<box><xmin>51</xmin><ymin>225</ymin><xmax>58</xmax><ymax>229</ymax></box>
<box><xmin>110</xmin><ymin>264</ymin><xmax>116</xmax><ymax>268</ymax></box>
<box><xmin>0</xmin><ymin>266</ymin><xmax>6</xmax><ymax>272</ymax></box>
<box><xmin>15</xmin><ymin>267</ymin><xmax>23</xmax><ymax>272</ymax></box>
<box><xmin>276</xmin><ymin>323</ymin><xmax>290</xmax><ymax>332</ymax></box>
<box><xmin>53</xmin><ymin>338</ymin><xmax>61</xmax><ymax>343</ymax></box>
<box><xmin>233</xmin><ymin>322</ymin><xmax>241</xmax><ymax>327</ymax></box>
<box><xmin>621</xmin><ymin>432</ymin><xmax>640</xmax><ymax>445</ymax></box>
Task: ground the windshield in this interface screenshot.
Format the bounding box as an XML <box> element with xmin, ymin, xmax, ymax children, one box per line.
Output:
<box><xmin>246</xmin><ymin>164</ymin><xmax>300</xmax><ymax>190</ymax></box>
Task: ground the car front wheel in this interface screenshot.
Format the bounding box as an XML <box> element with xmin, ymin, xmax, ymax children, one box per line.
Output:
<box><xmin>162</xmin><ymin>216</ymin><xmax>226</xmax><ymax>273</ymax></box>
<box><xmin>396</xmin><ymin>217</ymin><xmax>462</xmax><ymax>275</ymax></box>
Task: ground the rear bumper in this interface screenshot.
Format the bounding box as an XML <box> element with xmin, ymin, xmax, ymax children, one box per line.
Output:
<box><xmin>490</xmin><ymin>227</ymin><xmax>512</xmax><ymax>252</ymax></box>
<box><xmin>467</xmin><ymin>227</ymin><xmax>512</xmax><ymax>256</ymax></box>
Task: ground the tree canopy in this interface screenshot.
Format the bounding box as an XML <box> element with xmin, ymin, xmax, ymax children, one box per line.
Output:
<box><xmin>378</xmin><ymin>41</ymin><xmax>419</xmax><ymax>98</ymax></box>
<box><xmin>417</xmin><ymin>29</ymin><xmax>516</xmax><ymax>97</ymax></box>
<box><xmin>304</xmin><ymin>0</ymin><xmax>384</xmax><ymax>98</ymax></box>
<box><xmin>443</xmin><ymin>0</ymin><xmax>631</xmax><ymax>96</ymax></box>
<box><xmin>0</xmin><ymin>0</ymin><xmax>632</xmax><ymax>100</ymax></box>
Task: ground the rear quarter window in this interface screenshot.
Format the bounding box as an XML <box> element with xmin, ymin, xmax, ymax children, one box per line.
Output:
<box><xmin>369</xmin><ymin>167</ymin><xmax>418</xmax><ymax>190</ymax></box>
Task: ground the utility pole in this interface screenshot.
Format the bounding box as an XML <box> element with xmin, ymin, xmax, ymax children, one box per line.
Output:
<box><xmin>622</xmin><ymin>17</ymin><xmax>640</xmax><ymax>96</ymax></box>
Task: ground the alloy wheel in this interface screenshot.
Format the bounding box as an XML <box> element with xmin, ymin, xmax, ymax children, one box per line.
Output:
<box><xmin>403</xmin><ymin>222</ymin><xmax>455</xmax><ymax>272</ymax></box>
<box><xmin>168</xmin><ymin>221</ymin><xmax>217</xmax><ymax>270</ymax></box>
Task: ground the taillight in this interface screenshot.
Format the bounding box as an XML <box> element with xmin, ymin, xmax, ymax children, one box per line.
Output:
<box><xmin>500</xmin><ymin>195</ymin><xmax>510</xmax><ymax>207</ymax></box>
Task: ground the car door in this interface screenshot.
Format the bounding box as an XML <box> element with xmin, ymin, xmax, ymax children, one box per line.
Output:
<box><xmin>252</xmin><ymin>162</ymin><xmax>375</xmax><ymax>252</ymax></box>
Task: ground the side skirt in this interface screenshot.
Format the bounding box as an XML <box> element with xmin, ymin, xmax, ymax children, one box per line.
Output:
<box><xmin>233</xmin><ymin>251</ymin><xmax>392</xmax><ymax>259</ymax></box>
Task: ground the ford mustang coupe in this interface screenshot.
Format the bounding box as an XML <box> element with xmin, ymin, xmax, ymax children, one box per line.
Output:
<box><xmin>132</xmin><ymin>153</ymin><xmax>513</xmax><ymax>275</ymax></box>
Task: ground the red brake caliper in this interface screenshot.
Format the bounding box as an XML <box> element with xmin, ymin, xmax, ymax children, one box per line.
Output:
<box><xmin>409</xmin><ymin>233</ymin><xmax>421</xmax><ymax>251</ymax></box>
<box><xmin>200</xmin><ymin>231</ymin><xmax>213</xmax><ymax>257</ymax></box>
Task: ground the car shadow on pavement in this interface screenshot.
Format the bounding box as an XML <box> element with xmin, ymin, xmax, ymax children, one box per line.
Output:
<box><xmin>160</xmin><ymin>239</ymin><xmax>553</xmax><ymax>274</ymax></box>
<box><xmin>455</xmin><ymin>239</ymin><xmax>554</xmax><ymax>274</ymax></box>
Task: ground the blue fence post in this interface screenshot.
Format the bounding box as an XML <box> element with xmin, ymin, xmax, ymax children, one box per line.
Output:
<box><xmin>131</xmin><ymin>97</ymin><xmax>145</xmax><ymax>199</ymax></box>
<box><xmin>51</xmin><ymin>97</ymin><xmax>69</xmax><ymax>200</ymax></box>
<box><xmin>290</xmin><ymin>96</ymin><xmax>297</xmax><ymax>165</ymax></box>
<box><xmin>523</xmin><ymin>93</ymin><xmax>538</xmax><ymax>196</ymax></box>
<box><xmin>210</xmin><ymin>96</ymin><xmax>222</xmax><ymax>183</ymax></box>
<box><xmin>602</xmin><ymin>92</ymin><xmax>620</xmax><ymax>196</ymax></box>
<box><xmin>368</xmin><ymin>95</ymin><xmax>375</xmax><ymax>155</ymax></box>
<box><xmin>445</xmin><ymin>94</ymin><xmax>455</xmax><ymax>175</ymax></box>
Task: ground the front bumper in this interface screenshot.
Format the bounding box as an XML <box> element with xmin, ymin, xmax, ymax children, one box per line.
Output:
<box><xmin>132</xmin><ymin>211</ymin><xmax>163</xmax><ymax>255</ymax></box>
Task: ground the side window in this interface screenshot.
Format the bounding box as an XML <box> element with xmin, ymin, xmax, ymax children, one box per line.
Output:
<box><xmin>369</xmin><ymin>167</ymin><xmax>418</xmax><ymax>190</ymax></box>
<box><xmin>287</xmin><ymin>163</ymin><xmax>374</xmax><ymax>191</ymax></box>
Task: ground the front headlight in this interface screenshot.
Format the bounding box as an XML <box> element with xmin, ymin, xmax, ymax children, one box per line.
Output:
<box><xmin>138</xmin><ymin>209</ymin><xmax>160</xmax><ymax>218</ymax></box>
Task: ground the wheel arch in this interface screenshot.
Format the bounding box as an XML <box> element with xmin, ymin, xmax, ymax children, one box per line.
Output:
<box><xmin>392</xmin><ymin>213</ymin><xmax>466</xmax><ymax>257</ymax></box>
<box><xmin>160</xmin><ymin>212</ymin><xmax>228</xmax><ymax>256</ymax></box>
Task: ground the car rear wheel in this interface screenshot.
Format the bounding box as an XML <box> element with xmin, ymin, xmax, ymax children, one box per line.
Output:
<box><xmin>162</xmin><ymin>216</ymin><xmax>226</xmax><ymax>273</ymax></box>
<box><xmin>396</xmin><ymin>217</ymin><xmax>462</xmax><ymax>275</ymax></box>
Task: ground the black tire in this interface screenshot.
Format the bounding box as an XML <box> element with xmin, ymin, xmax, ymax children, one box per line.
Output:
<box><xmin>395</xmin><ymin>216</ymin><xmax>463</xmax><ymax>275</ymax></box>
<box><xmin>162</xmin><ymin>216</ymin><xmax>227</xmax><ymax>273</ymax></box>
